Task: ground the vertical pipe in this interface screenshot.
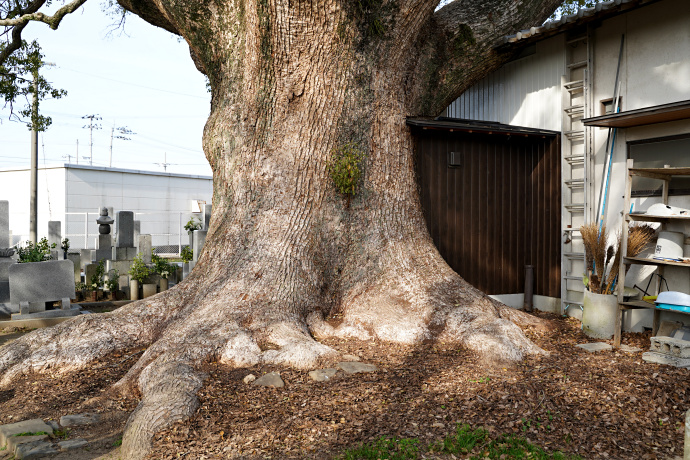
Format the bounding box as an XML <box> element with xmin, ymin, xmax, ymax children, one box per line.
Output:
<box><xmin>524</xmin><ymin>265</ymin><xmax>534</xmax><ymax>312</ymax></box>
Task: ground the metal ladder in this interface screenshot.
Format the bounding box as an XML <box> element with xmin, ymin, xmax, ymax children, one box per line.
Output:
<box><xmin>560</xmin><ymin>29</ymin><xmax>594</xmax><ymax>315</ymax></box>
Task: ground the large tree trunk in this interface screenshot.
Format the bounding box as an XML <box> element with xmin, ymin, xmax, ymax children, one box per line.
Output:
<box><xmin>0</xmin><ymin>0</ymin><xmax>563</xmax><ymax>457</ymax></box>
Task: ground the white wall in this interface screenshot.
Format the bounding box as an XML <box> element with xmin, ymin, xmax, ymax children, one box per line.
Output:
<box><xmin>445</xmin><ymin>35</ymin><xmax>565</xmax><ymax>131</ymax></box>
<box><xmin>0</xmin><ymin>165</ymin><xmax>213</xmax><ymax>249</ymax></box>
<box><xmin>64</xmin><ymin>165</ymin><xmax>213</xmax><ymax>249</ymax></box>
<box><xmin>0</xmin><ymin>167</ymin><xmax>66</xmax><ymax>244</ymax></box>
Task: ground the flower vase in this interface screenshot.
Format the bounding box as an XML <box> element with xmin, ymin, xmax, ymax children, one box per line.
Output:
<box><xmin>130</xmin><ymin>280</ymin><xmax>140</xmax><ymax>301</ymax></box>
<box><xmin>582</xmin><ymin>290</ymin><xmax>618</xmax><ymax>339</ymax></box>
<box><xmin>160</xmin><ymin>278</ymin><xmax>168</xmax><ymax>291</ymax></box>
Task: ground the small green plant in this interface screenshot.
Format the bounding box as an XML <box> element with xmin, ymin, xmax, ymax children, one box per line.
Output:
<box><xmin>340</xmin><ymin>436</ymin><xmax>419</xmax><ymax>460</ymax></box>
<box><xmin>61</xmin><ymin>237</ymin><xmax>70</xmax><ymax>253</ymax></box>
<box><xmin>184</xmin><ymin>216</ymin><xmax>202</xmax><ymax>233</ymax></box>
<box><xmin>89</xmin><ymin>259</ymin><xmax>106</xmax><ymax>290</ymax></box>
<box><xmin>12</xmin><ymin>431</ymin><xmax>49</xmax><ymax>437</ymax></box>
<box><xmin>75</xmin><ymin>281</ymin><xmax>87</xmax><ymax>292</ymax></box>
<box><xmin>328</xmin><ymin>142</ymin><xmax>365</xmax><ymax>198</ymax></box>
<box><xmin>152</xmin><ymin>253</ymin><xmax>174</xmax><ymax>279</ymax></box>
<box><xmin>52</xmin><ymin>428</ymin><xmax>69</xmax><ymax>440</ymax></box>
<box><xmin>112</xmin><ymin>436</ymin><xmax>123</xmax><ymax>447</ymax></box>
<box><xmin>16</xmin><ymin>237</ymin><xmax>55</xmax><ymax>263</ymax></box>
<box><xmin>106</xmin><ymin>269</ymin><xmax>119</xmax><ymax>292</ymax></box>
<box><xmin>128</xmin><ymin>253</ymin><xmax>150</xmax><ymax>284</ymax></box>
<box><xmin>180</xmin><ymin>246</ymin><xmax>193</xmax><ymax>263</ymax></box>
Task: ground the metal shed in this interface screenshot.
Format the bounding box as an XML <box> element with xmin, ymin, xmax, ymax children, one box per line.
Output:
<box><xmin>409</xmin><ymin>117</ymin><xmax>561</xmax><ymax>297</ymax></box>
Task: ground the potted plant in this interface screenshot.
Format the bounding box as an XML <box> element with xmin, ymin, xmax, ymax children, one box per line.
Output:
<box><xmin>184</xmin><ymin>216</ymin><xmax>202</xmax><ymax>247</ymax></box>
<box><xmin>88</xmin><ymin>260</ymin><xmax>106</xmax><ymax>302</ymax></box>
<box><xmin>105</xmin><ymin>269</ymin><xmax>120</xmax><ymax>300</ymax></box>
<box><xmin>128</xmin><ymin>253</ymin><xmax>150</xmax><ymax>301</ymax></box>
<box><xmin>180</xmin><ymin>246</ymin><xmax>193</xmax><ymax>279</ymax></box>
<box><xmin>75</xmin><ymin>281</ymin><xmax>87</xmax><ymax>302</ymax></box>
<box><xmin>580</xmin><ymin>222</ymin><xmax>655</xmax><ymax>338</ymax></box>
<box><xmin>16</xmin><ymin>237</ymin><xmax>55</xmax><ymax>263</ymax></box>
<box><xmin>152</xmin><ymin>254</ymin><xmax>173</xmax><ymax>291</ymax></box>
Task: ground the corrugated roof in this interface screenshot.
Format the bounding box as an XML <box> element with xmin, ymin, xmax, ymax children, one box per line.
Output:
<box><xmin>500</xmin><ymin>0</ymin><xmax>661</xmax><ymax>47</ymax></box>
<box><xmin>406</xmin><ymin>117</ymin><xmax>560</xmax><ymax>137</ymax></box>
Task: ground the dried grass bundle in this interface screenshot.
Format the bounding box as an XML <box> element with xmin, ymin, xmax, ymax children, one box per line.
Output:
<box><xmin>603</xmin><ymin>224</ymin><xmax>656</xmax><ymax>294</ymax></box>
<box><xmin>580</xmin><ymin>222</ymin><xmax>609</xmax><ymax>293</ymax></box>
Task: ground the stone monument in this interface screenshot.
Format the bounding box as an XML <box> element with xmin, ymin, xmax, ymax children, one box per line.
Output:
<box><xmin>0</xmin><ymin>201</ymin><xmax>16</xmax><ymax>315</ymax></box>
<box><xmin>95</xmin><ymin>207</ymin><xmax>114</xmax><ymax>262</ymax></box>
<box><xmin>48</xmin><ymin>220</ymin><xmax>62</xmax><ymax>260</ymax></box>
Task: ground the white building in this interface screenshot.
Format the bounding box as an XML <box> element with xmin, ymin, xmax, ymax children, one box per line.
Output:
<box><xmin>445</xmin><ymin>0</ymin><xmax>690</xmax><ymax>331</ymax></box>
<box><xmin>0</xmin><ymin>164</ymin><xmax>213</xmax><ymax>252</ymax></box>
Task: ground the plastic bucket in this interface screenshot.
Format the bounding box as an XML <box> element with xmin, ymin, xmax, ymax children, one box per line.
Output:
<box><xmin>654</xmin><ymin>231</ymin><xmax>684</xmax><ymax>260</ymax></box>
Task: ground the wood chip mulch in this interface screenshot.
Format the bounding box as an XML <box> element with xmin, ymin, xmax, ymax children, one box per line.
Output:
<box><xmin>1</xmin><ymin>312</ymin><xmax>688</xmax><ymax>459</ymax></box>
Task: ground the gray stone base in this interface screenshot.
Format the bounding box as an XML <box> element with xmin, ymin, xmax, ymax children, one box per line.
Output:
<box><xmin>575</xmin><ymin>342</ymin><xmax>613</xmax><ymax>353</ymax></box>
<box><xmin>11</xmin><ymin>307</ymin><xmax>82</xmax><ymax>320</ymax></box>
<box><xmin>112</xmin><ymin>247</ymin><xmax>137</xmax><ymax>261</ymax></box>
<box><xmin>642</xmin><ymin>351</ymin><xmax>690</xmax><ymax>368</ymax></box>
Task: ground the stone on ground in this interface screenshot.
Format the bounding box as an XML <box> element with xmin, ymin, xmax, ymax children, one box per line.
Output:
<box><xmin>58</xmin><ymin>438</ymin><xmax>89</xmax><ymax>451</ymax></box>
<box><xmin>575</xmin><ymin>342</ymin><xmax>613</xmax><ymax>353</ymax></box>
<box><xmin>252</xmin><ymin>372</ymin><xmax>284</xmax><ymax>388</ymax></box>
<box><xmin>642</xmin><ymin>352</ymin><xmax>690</xmax><ymax>368</ymax></box>
<box><xmin>6</xmin><ymin>434</ymin><xmax>49</xmax><ymax>452</ymax></box>
<box><xmin>309</xmin><ymin>368</ymin><xmax>338</xmax><ymax>382</ymax></box>
<box><xmin>0</xmin><ymin>419</ymin><xmax>53</xmax><ymax>447</ymax></box>
<box><xmin>242</xmin><ymin>374</ymin><xmax>256</xmax><ymax>384</ymax></box>
<box><xmin>14</xmin><ymin>439</ymin><xmax>57</xmax><ymax>459</ymax></box>
<box><xmin>341</xmin><ymin>354</ymin><xmax>360</xmax><ymax>361</ymax></box>
<box><xmin>619</xmin><ymin>344</ymin><xmax>642</xmax><ymax>353</ymax></box>
<box><xmin>59</xmin><ymin>413</ymin><xmax>100</xmax><ymax>427</ymax></box>
<box><xmin>337</xmin><ymin>362</ymin><xmax>377</xmax><ymax>374</ymax></box>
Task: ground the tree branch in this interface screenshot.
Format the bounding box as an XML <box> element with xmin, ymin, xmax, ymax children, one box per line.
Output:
<box><xmin>0</xmin><ymin>0</ymin><xmax>88</xmax><ymax>29</ymax></box>
<box><xmin>410</xmin><ymin>0</ymin><xmax>564</xmax><ymax>116</ymax></box>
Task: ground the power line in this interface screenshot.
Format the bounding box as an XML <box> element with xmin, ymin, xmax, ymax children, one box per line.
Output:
<box><xmin>58</xmin><ymin>66</ymin><xmax>209</xmax><ymax>100</ymax></box>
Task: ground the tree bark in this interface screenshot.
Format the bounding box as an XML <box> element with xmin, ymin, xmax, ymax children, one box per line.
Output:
<box><xmin>0</xmin><ymin>0</ymin><xmax>563</xmax><ymax>457</ymax></box>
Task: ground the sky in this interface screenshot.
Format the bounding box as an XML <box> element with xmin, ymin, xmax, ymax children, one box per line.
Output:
<box><xmin>0</xmin><ymin>2</ymin><xmax>212</xmax><ymax>176</ymax></box>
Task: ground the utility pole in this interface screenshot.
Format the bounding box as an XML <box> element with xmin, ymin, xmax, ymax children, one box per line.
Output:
<box><xmin>109</xmin><ymin>125</ymin><xmax>134</xmax><ymax>168</ymax></box>
<box><xmin>154</xmin><ymin>152</ymin><xmax>175</xmax><ymax>172</ymax></box>
<box><xmin>29</xmin><ymin>71</ymin><xmax>38</xmax><ymax>243</ymax></box>
<box><xmin>82</xmin><ymin>114</ymin><xmax>102</xmax><ymax>165</ymax></box>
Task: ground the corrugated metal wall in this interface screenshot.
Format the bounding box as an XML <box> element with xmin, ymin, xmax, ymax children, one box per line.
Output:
<box><xmin>445</xmin><ymin>36</ymin><xmax>565</xmax><ymax>132</ymax></box>
<box><xmin>416</xmin><ymin>131</ymin><xmax>561</xmax><ymax>297</ymax></box>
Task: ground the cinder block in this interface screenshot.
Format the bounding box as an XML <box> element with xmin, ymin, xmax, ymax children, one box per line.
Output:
<box><xmin>650</xmin><ymin>336</ymin><xmax>690</xmax><ymax>358</ymax></box>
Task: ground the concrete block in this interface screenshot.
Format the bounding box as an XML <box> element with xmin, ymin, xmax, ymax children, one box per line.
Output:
<box><xmin>59</xmin><ymin>413</ymin><xmax>100</xmax><ymax>427</ymax></box>
<box><xmin>0</xmin><ymin>200</ymin><xmax>9</xmax><ymax>248</ymax></box>
<box><xmin>115</xmin><ymin>211</ymin><xmax>134</xmax><ymax>248</ymax></box>
<box><xmin>337</xmin><ymin>362</ymin><xmax>377</xmax><ymax>373</ymax></box>
<box><xmin>66</xmin><ymin>253</ymin><xmax>81</xmax><ymax>283</ymax></box>
<box><xmin>192</xmin><ymin>231</ymin><xmax>207</xmax><ymax>263</ymax></box>
<box><xmin>139</xmin><ymin>235</ymin><xmax>152</xmax><ymax>264</ymax></box>
<box><xmin>0</xmin><ymin>418</ymin><xmax>53</xmax><ymax>447</ymax></box>
<box><xmin>642</xmin><ymin>351</ymin><xmax>690</xmax><ymax>368</ymax></box>
<box><xmin>58</xmin><ymin>438</ymin><xmax>88</xmax><ymax>452</ymax></box>
<box><xmin>11</xmin><ymin>308</ymin><xmax>81</xmax><ymax>321</ymax></box>
<box><xmin>650</xmin><ymin>336</ymin><xmax>690</xmax><ymax>358</ymax></box>
<box><xmin>9</xmin><ymin>260</ymin><xmax>75</xmax><ymax>306</ymax></box>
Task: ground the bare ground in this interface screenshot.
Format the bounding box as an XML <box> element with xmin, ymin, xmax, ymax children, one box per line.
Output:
<box><xmin>0</xmin><ymin>311</ymin><xmax>687</xmax><ymax>459</ymax></box>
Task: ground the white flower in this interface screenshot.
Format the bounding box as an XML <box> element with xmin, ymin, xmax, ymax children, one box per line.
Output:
<box><xmin>92</xmin><ymin>283</ymin><xmax>98</xmax><ymax>289</ymax></box>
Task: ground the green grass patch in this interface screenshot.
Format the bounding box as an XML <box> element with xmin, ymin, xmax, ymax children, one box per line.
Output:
<box><xmin>112</xmin><ymin>436</ymin><xmax>123</xmax><ymax>447</ymax></box>
<box><xmin>337</xmin><ymin>424</ymin><xmax>581</xmax><ymax>460</ymax></box>
<box><xmin>11</xmin><ymin>431</ymin><xmax>48</xmax><ymax>437</ymax></box>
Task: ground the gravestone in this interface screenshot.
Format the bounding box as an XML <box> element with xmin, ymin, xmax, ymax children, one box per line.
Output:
<box><xmin>9</xmin><ymin>259</ymin><xmax>80</xmax><ymax>319</ymax></box>
<box><xmin>139</xmin><ymin>234</ymin><xmax>152</xmax><ymax>263</ymax></box>
<box><xmin>203</xmin><ymin>204</ymin><xmax>212</xmax><ymax>231</ymax></box>
<box><xmin>48</xmin><ymin>221</ymin><xmax>62</xmax><ymax>260</ymax></box>
<box><xmin>0</xmin><ymin>201</ymin><xmax>9</xmax><ymax>248</ymax></box>
<box><xmin>80</xmin><ymin>249</ymin><xmax>94</xmax><ymax>272</ymax></box>
<box><xmin>0</xmin><ymin>202</ymin><xmax>14</xmax><ymax>315</ymax></box>
<box><xmin>95</xmin><ymin>207</ymin><xmax>114</xmax><ymax>261</ymax></box>
<box><xmin>66</xmin><ymin>253</ymin><xmax>81</xmax><ymax>283</ymax></box>
<box><xmin>115</xmin><ymin>211</ymin><xmax>134</xmax><ymax>248</ymax></box>
<box><xmin>133</xmin><ymin>221</ymin><xmax>141</xmax><ymax>252</ymax></box>
<box><xmin>193</xmin><ymin>231</ymin><xmax>207</xmax><ymax>263</ymax></box>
